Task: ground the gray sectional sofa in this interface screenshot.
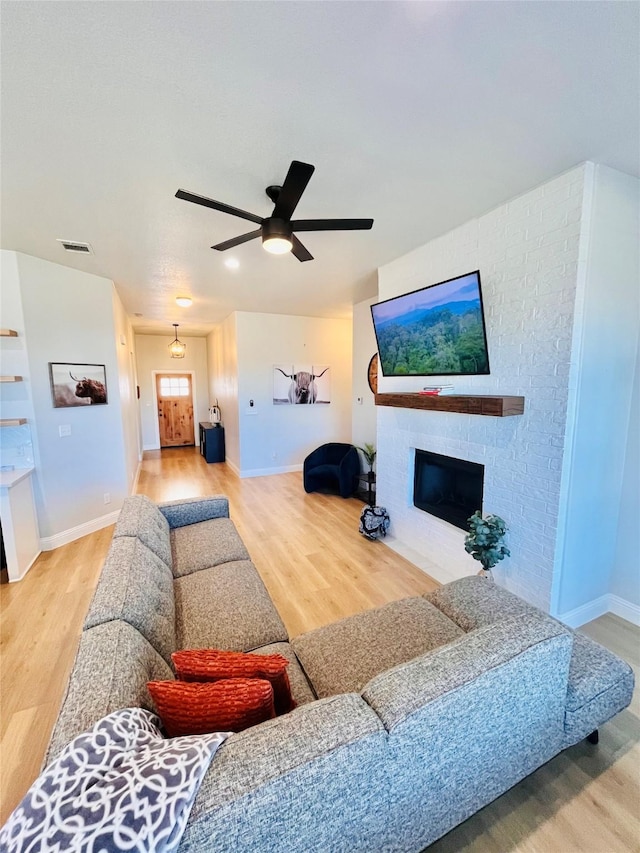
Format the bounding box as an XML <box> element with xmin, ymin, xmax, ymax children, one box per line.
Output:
<box><xmin>46</xmin><ymin>494</ymin><xmax>634</xmax><ymax>852</ymax></box>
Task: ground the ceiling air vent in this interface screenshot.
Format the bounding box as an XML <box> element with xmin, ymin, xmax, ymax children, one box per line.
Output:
<box><xmin>57</xmin><ymin>239</ymin><xmax>93</xmax><ymax>254</ymax></box>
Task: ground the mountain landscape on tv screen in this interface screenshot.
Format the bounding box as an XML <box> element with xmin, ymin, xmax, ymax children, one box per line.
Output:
<box><xmin>376</xmin><ymin>300</ymin><xmax>489</xmax><ymax>375</ymax></box>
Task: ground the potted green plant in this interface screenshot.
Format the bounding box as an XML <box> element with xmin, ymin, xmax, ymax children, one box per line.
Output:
<box><xmin>464</xmin><ymin>510</ymin><xmax>510</xmax><ymax>579</ymax></box>
<box><xmin>358</xmin><ymin>443</ymin><xmax>376</xmax><ymax>475</ymax></box>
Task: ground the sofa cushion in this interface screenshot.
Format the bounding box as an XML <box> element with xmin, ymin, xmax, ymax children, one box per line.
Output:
<box><xmin>45</xmin><ymin>621</ymin><xmax>174</xmax><ymax>765</ymax></box>
<box><xmin>425</xmin><ymin>575</ymin><xmax>539</xmax><ymax>631</ymax></box>
<box><xmin>170</xmin><ymin>518</ymin><xmax>250</xmax><ymax>578</ymax></box>
<box><xmin>172</xmin><ymin>649</ymin><xmax>296</xmax><ymax>715</ymax></box>
<box><xmin>562</xmin><ymin>631</ymin><xmax>635</xmax><ymax>746</ymax></box>
<box><xmin>113</xmin><ymin>495</ymin><xmax>172</xmax><ymax>569</ymax></box>
<box><xmin>148</xmin><ymin>678</ymin><xmax>276</xmax><ymax>736</ymax></box>
<box><xmin>174</xmin><ymin>560</ymin><xmax>288</xmax><ymax>652</ymax></box>
<box><xmin>158</xmin><ymin>495</ymin><xmax>229</xmax><ymax>528</ymax></box>
<box><xmin>291</xmin><ymin>597</ymin><xmax>464</xmax><ymax>699</ymax></box>
<box><xmin>84</xmin><ymin>536</ymin><xmax>176</xmax><ymax>665</ymax></box>
<box><xmin>250</xmin><ymin>642</ymin><xmax>317</xmax><ymax>707</ymax></box>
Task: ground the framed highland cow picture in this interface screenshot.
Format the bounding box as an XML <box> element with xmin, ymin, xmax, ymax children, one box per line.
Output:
<box><xmin>49</xmin><ymin>362</ymin><xmax>108</xmax><ymax>407</ymax></box>
<box><xmin>273</xmin><ymin>364</ymin><xmax>331</xmax><ymax>405</ymax></box>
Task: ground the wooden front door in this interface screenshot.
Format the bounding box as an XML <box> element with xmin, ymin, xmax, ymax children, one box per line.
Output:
<box><xmin>156</xmin><ymin>374</ymin><xmax>195</xmax><ymax>447</ymax></box>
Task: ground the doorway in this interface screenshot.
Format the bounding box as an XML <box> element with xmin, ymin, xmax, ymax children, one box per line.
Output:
<box><xmin>156</xmin><ymin>373</ymin><xmax>195</xmax><ymax>447</ymax></box>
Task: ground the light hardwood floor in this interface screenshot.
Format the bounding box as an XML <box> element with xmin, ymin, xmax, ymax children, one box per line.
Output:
<box><xmin>1</xmin><ymin>447</ymin><xmax>639</xmax><ymax>851</ymax></box>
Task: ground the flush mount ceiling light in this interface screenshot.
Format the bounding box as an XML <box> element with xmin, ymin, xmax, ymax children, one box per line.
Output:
<box><xmin>168</xmin><ymin>324</ymin><xmax>186</xmax><ymax>359</ymax></box>
<box><xmin>224</xmin><ymin>257</ymin><xmax>240</xmax><ymax>270</ymax></box>
<box><xmin>175</xmin><ymin>296</ymin><xmax>192</xmax><ymax>307</ymax></box>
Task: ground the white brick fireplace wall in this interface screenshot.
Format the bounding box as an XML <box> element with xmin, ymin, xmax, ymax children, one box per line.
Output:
<box><xmin>376</xmin><ymin>165</ymin><xmax>587</xmax><ymax>611</ymax></box>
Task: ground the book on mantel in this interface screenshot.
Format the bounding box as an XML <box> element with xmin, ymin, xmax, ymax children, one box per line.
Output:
<box><xmin>419</xmin><ymin>385</ymin><xmax>455</xmax><ymax>396</ymax></box>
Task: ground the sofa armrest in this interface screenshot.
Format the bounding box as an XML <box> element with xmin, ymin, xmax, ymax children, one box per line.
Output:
<box><xmin>362</xmin><ymin>612</ymin><xmax>572</xmax><ymax>731</ymax></box>
<box><xmin>158</xmin><ymin>495</ymin><xmax>229</xmax><ymax>528</ymax></box>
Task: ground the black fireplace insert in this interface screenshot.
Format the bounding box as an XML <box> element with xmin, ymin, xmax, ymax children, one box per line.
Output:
<box><xmin>413</xmin><ymin>449</ymin><xmax>484</xmax><ymax>530</ymax></box>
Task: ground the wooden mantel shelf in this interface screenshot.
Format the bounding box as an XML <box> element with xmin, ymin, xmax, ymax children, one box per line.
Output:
<box><xmin>374</xmin><ymin>393</ymin><xmax>525</xmax><ymax>417</ymax></box>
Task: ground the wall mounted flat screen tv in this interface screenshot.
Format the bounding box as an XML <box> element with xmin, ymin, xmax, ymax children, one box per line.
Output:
<box><xmin>371</xmin><ymin>270</ymin><xmax>490</xmax><ymax>377</ymax></box>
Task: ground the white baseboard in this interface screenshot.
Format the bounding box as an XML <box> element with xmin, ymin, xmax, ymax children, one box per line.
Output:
<box><xmin>558</xmin><ymin>595</ymin><xmax>610</xmax><ymax>628</ymax></box>
<box><xmin>558</xmin><ymin>593</ymin><xmax>640</xmax><ymax>628</ymax></box>
<box><xmin>8</xmin><ymin>550</ymin><xmax>41</xmax><ymax>582</ymax></box>
<box><xmin>225</xmin><ymin>458</ymin><xmax>240</xmax><ymax>477</ymax></box>
<box><xmin>239</xmin><ymin>464</ymin><xmax>303</xmax><ymax>479</ymax></box>
<box><xmin>143</xmin><ymin>443</ymin><xmax>160</xmax><ymax>451</ymax></box>
<box><xmin>40</xmin><ymin>509</ymin><xmax>121</xmax><ymax>551</ymax></box>
<box><xmin>131</xmin><ymin>460</ymin><xmax>141</xmax><ymax>495</ymax></box>
<box><xmin>608</xmin><ymin>594</ymin><xmax>640</xmax><ymax>627</ymax></box>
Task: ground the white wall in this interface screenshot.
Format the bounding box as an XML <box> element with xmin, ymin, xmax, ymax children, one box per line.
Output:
<box><xmin>352</xmin><ymin>296</ymin><xmax>378</xmax><ymax>461</ymax></box>
<box><xmin>375</xmin><ymin>163</ymin><xmax>640</xmax><ymax>623</ymax></box>
<box><xmin>0</xmin><ymin>251</ymin><xmax>37</xmax><ymax>470</ymax></box>
<box><xmin>553</xmin><ymin>165</ymin><xmax>640</xmax><ymax>619</ymax></box>
<box><xmin>135</xmin><ymin>334</ymin><xmax>209</xmax><ymax>450</ymax></box>
<box><xmin>234</xmin><ymin>312</ymin><xmax>352</xmax><ymax>477</ymax></box>
<box><xmin>376</xmin><ymin>166</ymin><xmax>587</xmax><ymax>609</ymax></box>
<box><xmin>112</xmin><ymin>288</ymin><xmax>141</xmax><ymax>491</ymax></box>
<box><xmin>206</xmin><ymin>314</ymin><xmax>239</xmax><ymax>471</ymax></box>
<box><xmin>13</xmin><ymin>252</ymin><xmax>128</xmax><ymax>544</ymax></box>
<box><xmin>611</xmin><ymin>341</ymin><xmax>640</xmax><ymax>610</ymax></box>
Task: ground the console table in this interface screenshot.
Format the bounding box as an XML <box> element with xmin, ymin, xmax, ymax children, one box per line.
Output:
<box><xmin>199</xmin><ymin>422</ymin><xmax>225</xmax><ymax>463</ymax></box>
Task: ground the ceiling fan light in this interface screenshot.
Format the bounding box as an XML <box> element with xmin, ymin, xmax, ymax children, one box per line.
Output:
<box><xmin>263</xmin><ymin>236</ymin><xmax>293</xmax><ymax>255</ymax></box>
<box><xmin>261</xmin><ymin>218</ymin><xmax>292</xmax><ymax>255</ymax></box>
<box><xmin>169</xmin><ymin>324</ymin><xmax>186</xmax><ymax>358</ymax></box>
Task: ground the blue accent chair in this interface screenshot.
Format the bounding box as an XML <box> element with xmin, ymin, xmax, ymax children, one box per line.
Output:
<box><xmin>303</xmin><ymin>443</ymin><xmax>361</xmax><ymax>498</ymax></box>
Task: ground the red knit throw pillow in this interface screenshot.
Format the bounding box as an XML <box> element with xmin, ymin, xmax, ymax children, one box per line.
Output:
<box><xmin>172</xmin><ymin>649</ymin><xmax>297</xmax><ymax>715</ymax></box>
<box><xmin>147</xmin><ymin>678</ymin><xmax>275</xmax><ymax>737</ymax></box>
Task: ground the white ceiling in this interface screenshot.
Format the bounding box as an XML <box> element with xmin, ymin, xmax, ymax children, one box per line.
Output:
<box><xmin>1</xmin><ymin>1</ymin><xmax>638</xmax><ymax>336</ymax></box>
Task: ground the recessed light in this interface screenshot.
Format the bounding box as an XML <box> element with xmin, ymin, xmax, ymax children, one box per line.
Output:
<box><xmin>175</xmin><ymin>296</ymin><xmax>193</xmax><ymax>307</ymax></box>
<box><xmin>224</xmin><ymin>258</ymin><xmax>240</xmax><ymax>270</ymax></box>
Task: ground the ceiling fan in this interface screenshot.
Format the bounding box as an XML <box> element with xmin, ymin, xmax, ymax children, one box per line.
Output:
<box><xmin>175</xmin><ymin>160</ymin><xmax>373</xmax><ymax>262</ymax></box>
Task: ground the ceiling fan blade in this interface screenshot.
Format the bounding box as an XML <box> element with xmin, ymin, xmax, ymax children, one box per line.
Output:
<box><xmin>291</xmin><ymin>235</ymin><xmax>314</xmax><ymax>262</ymax></box>
<box><xmin>272</xmin><ymin>161</ymin><xmax>315</xmax><ymax>220</ymax></box>
<box><xmin>291</xmin><ymin>218</ymin><xmax>374</xmax><ymax>232</ymax></box>
<box><xmin>211</xmin><ymin>229</ymin><xmax>262</xmax><ymax>251</ymax></box>
<box><xmin>176</xmin><ymin>189</ymin><xmax>263</xmax><ymax>225</ymax></box>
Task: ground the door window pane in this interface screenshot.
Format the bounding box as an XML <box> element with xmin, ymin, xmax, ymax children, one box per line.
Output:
<box><xmin>160</xmin><ymin>377</ymin><xmax>190</xmax><ymax>397</ymax></box>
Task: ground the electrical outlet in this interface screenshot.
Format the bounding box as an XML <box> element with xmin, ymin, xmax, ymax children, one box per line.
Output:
<box><xmin>15</xmin><ymin>444</ymin><xmax>25</xmax><ymax>457</ymax></box>
<box><xmin>103</xmin><ymin>493</ymin><xmax>111</xmax><ymax>505</ymax></box>
<box><xmin>59</xmin><ymin>424</ymin><xmax>71</xmax><ymax>437</ymax></box>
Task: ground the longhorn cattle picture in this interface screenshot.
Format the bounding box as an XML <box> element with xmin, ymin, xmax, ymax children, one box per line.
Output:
<box><xmin>49</xmin><ymin>362</ymin><xmax>108</xmax><ymax>408</ymax></box>
<box><xmin>273</xmin><ymin>365</ymin><xmax>330</xmax><ymax>405</ymax></box>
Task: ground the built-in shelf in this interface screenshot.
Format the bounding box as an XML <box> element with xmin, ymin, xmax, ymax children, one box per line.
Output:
<box><xmin>0</xmin><ymin>418</ymin><xmax>27</xmax><ymax>427</ymax></box>
<box><xmin>374</xmin><ymin>393</ymin><xmax>525</xmax><ymax>417</ymax></box>
<box><xmin>0</xmin><ymin>329</ymin><xmax>18</xmax><ymax>337</ymax></box>
<box><xmin>0</xmin><ymin>376</ymin><xmax>23</xmax><ymax>383</ymax></box>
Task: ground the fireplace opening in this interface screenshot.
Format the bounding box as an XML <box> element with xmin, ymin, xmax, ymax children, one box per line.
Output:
<box><xmin>413</xmin><ymin>449</ymin><xmax>484</xmax><ymax>531</ymax></box>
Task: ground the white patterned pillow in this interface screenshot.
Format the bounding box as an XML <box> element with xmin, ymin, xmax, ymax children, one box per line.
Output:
<box><xmin>0</xmin><ymin>707</ymin><xmax>229</xmax><ymax>852</ymax></box>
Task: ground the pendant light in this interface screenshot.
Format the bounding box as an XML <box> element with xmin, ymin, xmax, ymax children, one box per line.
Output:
<box><xmin>168</xmin><ymin>324</ymin><xmax>186</xmax><ymax>359</ymax></box>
